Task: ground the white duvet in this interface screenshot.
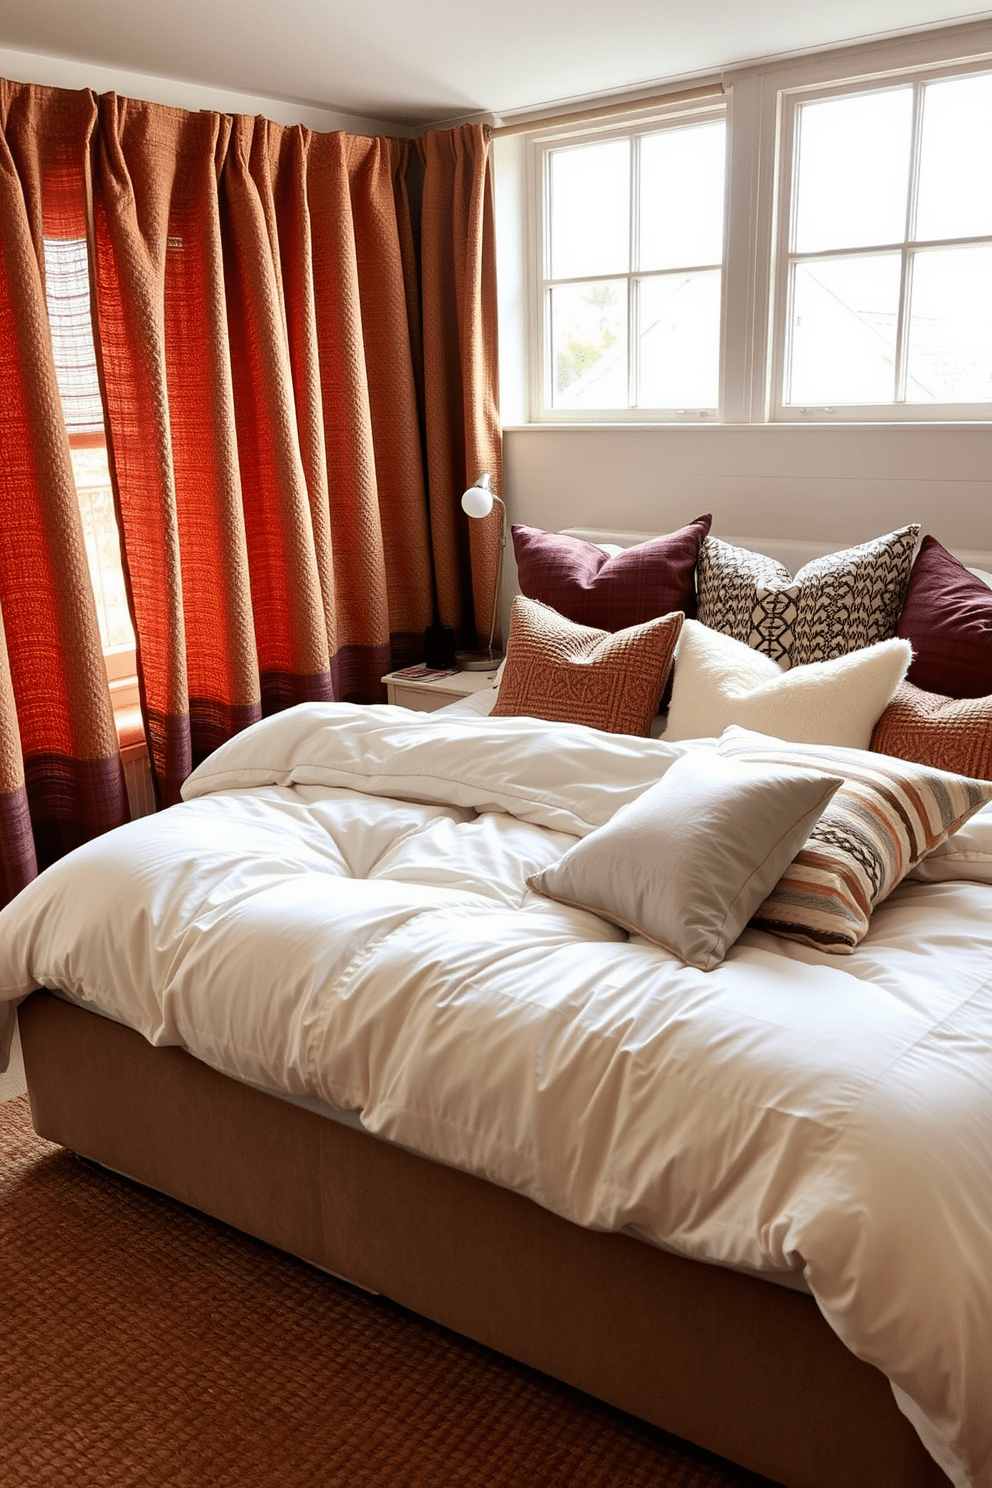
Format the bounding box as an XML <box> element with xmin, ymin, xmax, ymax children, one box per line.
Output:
<box><xmin>2</xmin><ymin>702</ymin><xmax>992</xmax><ymax>1488</ymax></box>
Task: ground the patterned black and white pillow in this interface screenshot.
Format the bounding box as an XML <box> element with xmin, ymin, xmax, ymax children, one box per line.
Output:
<box><xmin>697</xmin><ymin>540</ymin><xmax>797</xmax><ymax>663</ymax></box>
<box><xmin>697</xmin><ymin>526</ymin><xmax>920</xmax><ymax>669</ymax></box>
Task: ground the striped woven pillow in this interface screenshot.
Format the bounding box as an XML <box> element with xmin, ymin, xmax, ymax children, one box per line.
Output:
<box><xmin>717</xmin><ymin>725</ymin><xmax>992</xmax><ymax>952</ymax></box>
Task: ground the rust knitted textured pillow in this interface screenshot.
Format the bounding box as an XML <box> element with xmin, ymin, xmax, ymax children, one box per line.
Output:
<box><xmin>492</xmin><ymin>597</ymin><xmax>683</xmax><ymax>736</ymax></box>
<box><xmin>871</xmin><ymin>681</ymin><xmax>992</xmax><ymax>780</ymax></box>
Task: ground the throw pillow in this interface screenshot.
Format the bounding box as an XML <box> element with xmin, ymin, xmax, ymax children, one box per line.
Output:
<box><xmin>697</xmin><ymin>526</ymin><xmax>920</xmax><ymax>668</ymax></box>
<box><xmin>897</xmin><ymin>535</ymin><xmax>992</xmax><ymax>699</ymax></box>
<box><xmin>491</xmin><ymin>596</ymin><xmax>682</xmax><ymax>736</ymax></box>
<box><xmin>717</xmin><ymin>726</ymin><xmax>992</xmax><ymax>952</ymax></box>
<box><xmin>664</xmin><ymin>620</ymin><xmax>911</xmax><ymax>750</ymax></box>
<box><xmin>871</xmin><ymin>681</ymin><xmax>992</xmax><ymax>781</ymax></box>
<box><xmin>529</xmin><ymin>750</ymin><xmax>842</xmax><ymax>971</ymax></box>
<box><xmin>511</xmin><ymin>516</ymin><xmax>711</xmax><ymax>631</ymax></box>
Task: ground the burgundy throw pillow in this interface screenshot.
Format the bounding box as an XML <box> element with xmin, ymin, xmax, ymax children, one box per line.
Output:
<box><xmin>898</xmin><ymin>536</ymin><xmax>992</xmax><ymax>699</ymax></box>
<box><xmin>511</xmin><ymin>516</ymin><xmax>712</xmax><ymax>631</ymax></box>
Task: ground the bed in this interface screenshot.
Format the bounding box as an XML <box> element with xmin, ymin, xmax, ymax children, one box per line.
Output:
<box><xmin>3</xmin><ymin>526</ymin><xmax>992</xmax><ymax>1488</ymax></box>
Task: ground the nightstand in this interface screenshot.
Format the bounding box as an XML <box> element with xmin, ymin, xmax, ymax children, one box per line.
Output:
<box><xmin>382</xmin><ymin>667</ymin><xmax>500</xmax><ymax>713</ymax></box>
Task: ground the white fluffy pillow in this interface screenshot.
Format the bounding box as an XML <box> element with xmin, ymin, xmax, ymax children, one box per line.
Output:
<box><xmin>665</xmin><ymin>620</ymin><xmax>911</xmax><ymax>749</ymax></box>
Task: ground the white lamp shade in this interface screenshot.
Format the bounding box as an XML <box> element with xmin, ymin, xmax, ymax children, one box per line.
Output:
<box><xmin>461</xmin><ymin>483</ymin><xmax>494</xmax><ymax>519</ymax></box>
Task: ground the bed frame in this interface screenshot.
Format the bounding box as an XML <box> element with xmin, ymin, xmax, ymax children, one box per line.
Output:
<box><xmin>18</xmin><ymin>991</ymin><xmax>952</xmax><ymax>1488</ymax></box>
<box><xmin>21</xmin><ymin>526</ymin><xmax>986</xmax><ymax>1488</ymax></box>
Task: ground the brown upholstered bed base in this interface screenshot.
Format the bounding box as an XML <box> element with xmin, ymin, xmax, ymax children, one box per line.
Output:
<box><xmin>18</xmin><ymin>990</ymin><xmax>951</xmax><ymax>1488</ymax></box>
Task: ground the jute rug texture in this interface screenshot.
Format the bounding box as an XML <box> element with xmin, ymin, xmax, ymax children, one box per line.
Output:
<box><xmin>0</xmin><ymin>1095</ymin><xmax>777</xmax><ymax>1487</ymax></box>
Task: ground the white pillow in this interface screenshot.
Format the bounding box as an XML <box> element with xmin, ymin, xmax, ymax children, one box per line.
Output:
<box><xmin>665</xmin><ymin>620</ymin><xmax>911</xmax><ymax>749</ymax></box>
<box><xmin>529</xmin><ymin>750</ymin><xmax>842</xmax><ymax>971</ymax></box>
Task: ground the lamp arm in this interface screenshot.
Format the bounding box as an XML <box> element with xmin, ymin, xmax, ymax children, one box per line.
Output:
<box><xmin>486</xmin><ymin>493</ymin><xmax>507</xmax><ymax>660</ymax></box>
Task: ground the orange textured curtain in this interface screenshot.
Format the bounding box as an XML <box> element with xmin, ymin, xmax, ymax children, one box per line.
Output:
<box><xmin>0</xmin><ymin>76</ymin><xmax>500</xmax><ymax>838</ymax></box>
<box><xmin>418</xmin><ymin>125</ymin><xmax>502</xmax><ymax>647</ymax></box>
<box><xmin>0</xmin><ymin>81</ymin><xmax>128</xmax><ymax>902</ymax></box>
<box><xmin>92</xmin><ymin>100</ymin><xmax>488</xmax><ymax>805</ymax></box>
<box><xmin>93</xmin><ymin>97</ymin><xmax>262</xmax><ymax>804</ymax></box>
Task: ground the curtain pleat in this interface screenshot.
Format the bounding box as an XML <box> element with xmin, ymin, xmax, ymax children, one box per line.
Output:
<box><xmin>0</xmin><ymin>82</ymin><xmax>128</xmax><ymax>898</ymax></box>
<box><xmin>0</xmin><ymin>74</ymin><xmax>500</xmax><ymax>859</ymax></box>
<box><xmin>93</xmin><ymin>96</ymin><xmax>261</xmax><ymax>804</ymax></box>
<box><xmin>0</xmin><ymin>611</ymin><xmax>37</xmax><ymax>903</ymax></box>
<box><xmin>221</xmin><ymin>116</ymin><xmax>336</xmax><ymax>711</ymax></box>
<box><xmin>418</xmin><ymin>125</ymin><xmax>502</xmax><ymax>646</ymax></box>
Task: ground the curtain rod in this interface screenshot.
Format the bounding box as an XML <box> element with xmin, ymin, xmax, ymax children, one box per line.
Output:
<box><xmin>491</xmin><ymin>82</ymin><xmax>724</xmax><ymax>138</ymax></box>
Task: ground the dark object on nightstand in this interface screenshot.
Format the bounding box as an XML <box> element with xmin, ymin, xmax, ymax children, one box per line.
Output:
<box><xmin>424</xmin><ymin>622</ymin><xmax>456</xmax><ymax>669</ymax></box>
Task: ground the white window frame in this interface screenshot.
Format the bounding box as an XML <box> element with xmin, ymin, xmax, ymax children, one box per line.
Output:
<box><xmin>500</xmin><ymin>17</ymin><xmax>992</xmax><ymax>428</ymax></box>
<box><xmin>770</xmin><ymin>57</ymin><xmax>992</xmax><ymax>423</ymax></box>
<box><xmin>526</xmin><ymin>97</ymin><xmax>729</xmax><ymax>424</ymax></box>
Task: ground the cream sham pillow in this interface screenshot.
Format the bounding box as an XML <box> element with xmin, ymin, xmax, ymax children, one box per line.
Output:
<box><xmin>529</xmin><ymin>749</ymin><xmax>841</xmax><ymax>971</ymax></box>
<box><xmin>664</xmin><ymin>620</ymin><xmax>911</xmax><ymax>749</ymax></box>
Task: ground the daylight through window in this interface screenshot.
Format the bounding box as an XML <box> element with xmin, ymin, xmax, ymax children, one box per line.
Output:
<box><xmin>539</xmin><ymin>110</ymin><xmax>727</xmax><ymax>417</ymax></box>
<box><xmin>43</xmin><ymin>238</ymin><xmax>135</xmax><ymax>655</ymax></box>
<box><xmin>778</xmin><ymin>69</ymin><xmax>992</xmax><ymax>414</ymax></box>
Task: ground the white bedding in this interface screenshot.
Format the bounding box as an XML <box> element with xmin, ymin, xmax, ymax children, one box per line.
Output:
<box><xmin>2</xmin><ymin>702</ymin><xmax>992</xmax><ymax>1488</ymax></box>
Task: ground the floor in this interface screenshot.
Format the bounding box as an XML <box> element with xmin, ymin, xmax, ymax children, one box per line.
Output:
<box><xmin>0</xmin><ymin>1018</ymin><xmax>27</xmax><ymax>1103</ymax></box>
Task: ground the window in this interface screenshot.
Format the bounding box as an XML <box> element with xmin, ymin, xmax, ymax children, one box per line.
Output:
<box><xmin>43</xmin><ymin>238</ymin><xmax>136</xmax><ymax>661</ymax></box>
<box><xmin>501</xmin><ymin>22</ymin><xmax>992</xmax><ymax>425</ymax></box>
<box><xmin>775</xmin><ymin>68</ymin><xmax>992</xmax><ymax>418</ymax></box>
<box><xmin>534</xmin><ymin>103</ymin><xmax>727</xmax><ymax>419</ymax></box>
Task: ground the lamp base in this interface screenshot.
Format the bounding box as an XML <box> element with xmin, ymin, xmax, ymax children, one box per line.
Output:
<box><xmin>455</xmin><ymin>650</ymin><xmax>503</xmax><ymax>673</ymax></box>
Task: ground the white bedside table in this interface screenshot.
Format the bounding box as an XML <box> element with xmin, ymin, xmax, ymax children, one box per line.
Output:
<box><xmin>382</xmin><ymin>667</ymin><xmax>499</xmax><ymax>713</ymax></box>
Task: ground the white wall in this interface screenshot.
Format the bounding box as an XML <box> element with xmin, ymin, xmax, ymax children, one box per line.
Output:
<box><xmin>0</xmin><ymin>43</ymin><xmax>412</xmax><ymax>136</ymax></box>
<box><xmin>502</xmin><ymin>422</ymin><xmax>992</xmax><ymax>550</ymax></box>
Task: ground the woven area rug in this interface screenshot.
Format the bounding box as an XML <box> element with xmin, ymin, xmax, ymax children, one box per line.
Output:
<box><xmin>1</xmin><ymin>1095</ymin><xmax>779</xmax><ymax>1488</ymax></box>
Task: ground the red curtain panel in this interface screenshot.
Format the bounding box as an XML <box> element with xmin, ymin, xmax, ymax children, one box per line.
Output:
<box><xmin>0</xmin><ymin>81</ymin><xmax>128</xmax><ymax>901</ymax></box>
<box><xmin>0</xmin><ymin>75</ymin><xmax>501</xmax><ymax>843</ymax></box>
<box><xmin>93</xmin><ymin>97</ymin><xmax>262</xmax><ymax>804</ymax></box>
<box><xmin>418</xmin><ymin>125</ymin><xmax>503</xmax><ymax>648</ymax></box>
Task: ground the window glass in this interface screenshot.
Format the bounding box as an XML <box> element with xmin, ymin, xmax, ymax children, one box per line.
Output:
<box><xmin>781</xmin><ymin>67</ymin><xmax>992</xmax><ymax>414</ymax></box>
<box><xmin>906</xmin><ymin>244</ymin><xmax>992</xmax><ymax>402</ymax></box>
<box><xmin>793</xmin><ymin>88</ymin><xmax>913</xmax><ymax>253</ymax></box>
<box><xmin>71</xmin><ymin>444</ymin><xmax>134</xmax><ymax>650</ymax></box>
<box><xmin>549</xmin><ymin>139</ymin><xmax>629</xmax><ymax>280</ymax></box>
<box><xmin>551</xmin><ymin>279</ymin><xmax>628</xmax><ymax>408</ymax></box>
<box><xmin>639</xmin><ymin>122</ymin><xmax>726</xmax><ymax>270</ymax></box>
<box><xmin>43</xmin><ymin>238</ymin><xmax>105</xmax><ymax>435</ymax></box>
<box><xmin>788</xmin><ymin>255</ymin><xmax>901</xmax><ymax>405</ymax></box>
<box><xmin>540</xmin><ymin>111</ymin><xmax>726</xmax><ymax>414</ymax></box>
<box><xmin>637</xmin><ymin>270</ymin><xmax>721</xmax><ymax>408</ymax></box>
<box><xmin>916</xmin><ymin>74</ymin><xmax>992</xmax><ymax>241</ymax></box>
<box><xmin>43</xmin><ymin>237</ymin><xmax>135</xmax><ymax>653</ymax></box>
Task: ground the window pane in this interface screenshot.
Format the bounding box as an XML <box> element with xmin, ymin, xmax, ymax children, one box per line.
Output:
<box><xmin>793</xmin><ymin>89</ymin><xmax>912</xmax><ymax>253</ymax></box>
<box><xmin>551</xmin><ymin>280</ymin><xmax>627</xmax><ymax>409</ymax></box>
<box><xmin>43</xmin><ymin>238</ymin><xmax>105</xmax><ymax>435</ymax></box>
<box><xmin>916</xmin><ymin>74</ymin><xmax>992</xmax><ymax>243</ymax></box>
<box><xmin>72</xmin><ymin>444</ymin><xmax>135</xmax><ymax>650</ymax></box>
<box><xmin>549</xmin><ymin>140</ymin><xmax>629</xmax><ymax>280</ymax></box>
<box><xmin>43</xmin><ymin>237</ymin><xmax>134</xmax><ymax>653</ymax></box>
<box><xmin>637</xmin><ymin>271</ymin><xmax>720</xmax><ymax>408</ymax></box>
<box><xmin>906</xmin><ymin>245</ymin><xmax>992</xmax><ymax>403</ymax></box>
<box><xmin>639</xmin><ymin>122</ymin><xmax>726</xmax><ymax>271</ymax></box>
<box><xmin>787</xmin><ymin>255</ymin><xmax>901</xmax><ymax>405</ymax></box>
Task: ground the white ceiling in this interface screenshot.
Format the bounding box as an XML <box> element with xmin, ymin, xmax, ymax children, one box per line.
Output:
<box><xmin>1</xmin><ymin>0</ymin><xmax>991</xmax><ymax>126</ymax></box>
